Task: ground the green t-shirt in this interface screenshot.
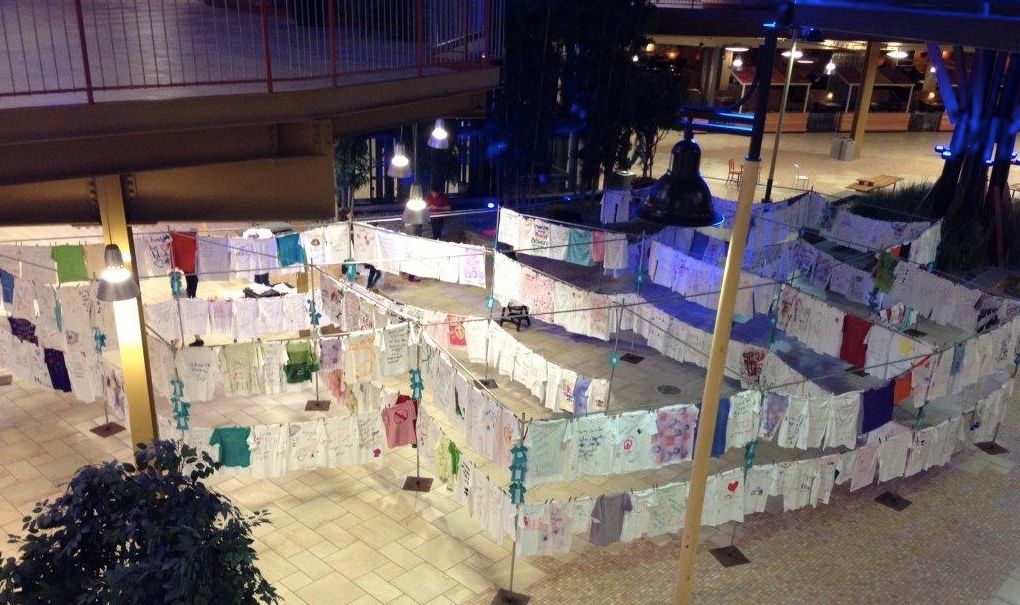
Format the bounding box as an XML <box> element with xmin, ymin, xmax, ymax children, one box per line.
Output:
<box><xmin>448</xmin><ymin>441</ymin><xmax>461</xmax><ymax>477</ymax></box>
<box><xmin>209</xmin><ymin>427</ymin><xmax>252</xmax><ymax>468</ymax></box>
<box><xmin>285</xmin><ymin>340</ymin><xmax>319</xmax><ymax>383</ymax></box>
<box><xmin>51</xmin><ymin>245</ymin><xmax>89</xmax><ymax>283</ymax></box>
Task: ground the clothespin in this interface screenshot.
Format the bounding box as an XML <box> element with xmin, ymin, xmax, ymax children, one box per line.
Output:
<box><xmin>169</xmin><ymin>270</ymin><xmax>184</xmax><ymax>298</ymax></box>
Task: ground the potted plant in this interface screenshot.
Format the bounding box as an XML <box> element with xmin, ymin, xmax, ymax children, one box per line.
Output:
<box><xmin>0</xmin><ymin>441</ymin><xmax>279</xmax><ymax>605</ymax></box>
<box><xmin>334</xmin><ymin>136</ymin><xmax>373</xmax><ymax>216</ymax></box>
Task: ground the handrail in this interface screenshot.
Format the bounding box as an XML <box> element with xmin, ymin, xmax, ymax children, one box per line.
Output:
<box><xmin>0</xmin><ymin>0</ymin><xmax>506</xmax><ymax>107</ymax></box>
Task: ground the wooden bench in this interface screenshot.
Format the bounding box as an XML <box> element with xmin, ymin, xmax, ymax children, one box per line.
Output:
<box><xmin>499</xmin><ymin>304</ymin><xmax>532</xmax><ymax>331</ymax></box>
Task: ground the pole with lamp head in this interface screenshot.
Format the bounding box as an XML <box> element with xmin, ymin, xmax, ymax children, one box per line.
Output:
<box><xmin>633</xmin><ymin>28</ymin><xmax>777</xmax><ymax>605</ymax></box>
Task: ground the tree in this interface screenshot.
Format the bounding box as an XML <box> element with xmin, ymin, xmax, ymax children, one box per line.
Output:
<box><xmin>334</xmin><ymin>136</ymin><xmax>373</xmax><ymax>213</ymax></box>
<box><xmin>0</xmin><ymin>441</ymin><xmax>278</xmax><ymax>605</ymax></box>
<box><xmin>624</xmin><ymin>67</ymin><xmax>687</xmax><ymax>180</ymax></box>
<box><xmin>925</xmin><ymin>45</ymin><xmax>1020</xmax><ymax>266</ymax></box>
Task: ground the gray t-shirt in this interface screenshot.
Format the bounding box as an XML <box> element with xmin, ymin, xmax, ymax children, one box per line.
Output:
<box><xmin>590</xmin><ymin>492</ymin><xmax>632</xmax><ymax>547</ymax></box>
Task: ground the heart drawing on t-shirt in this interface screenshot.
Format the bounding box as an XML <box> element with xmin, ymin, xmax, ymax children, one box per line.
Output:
<box><xmin>727</xmin><ymin>481</ymin><xmax>739</xmax><ymax>492</ymax></box>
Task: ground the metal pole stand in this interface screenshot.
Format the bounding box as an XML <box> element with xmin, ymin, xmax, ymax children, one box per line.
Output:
<box><xmin>0</xmin><ymin>373</ymin><xmax>11</xmax><ymax>386</ymax></box>
<box><xmin>875</xmin><ymin>478</ymin><xmax>912</xmax><ymax>511</ymax></box>
<box><xmin>90</xmin><ymin>398</ymin><xmax>126</xmax><ymax>438</ymax></box>
<box><xmin>492</xmin><ymin>418</ymin><xmax>530</xmax><ymax>605</ymax></box>
<box><xmin>403</xmin><ymin>342</ymin><xmax>432</xmax><ymax>492</ymax></box>
<box><xmin>305</xmin><ymin>262</ymin><xmax>331</xmax><ymax>411</ymax></box>
<box><xmin>975</xmin><ymin>420</ymin><xmax>1010</xmax><ymax>455</ymax></box>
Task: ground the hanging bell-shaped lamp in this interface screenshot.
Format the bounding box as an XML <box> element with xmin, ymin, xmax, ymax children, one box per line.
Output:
<box><xmin>387</xmin><ymin>143</ymin><xmax>412</xmax><ymax>178</ymax></box>
<box><xmin>638</xmin><ymin>128</ymin><xmax>721</xmax><ymax>227</ymax></box>
<box><xmin>428</xmin><ymin>119</ymin><xmax>450</xmax><ymax>149</ymax></box>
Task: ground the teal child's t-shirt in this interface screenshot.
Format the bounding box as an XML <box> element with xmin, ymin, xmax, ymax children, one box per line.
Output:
<box><xmin>209</xmin><ymin>426</ymin><xmax>252</xmax><ymax>467</ymax></box>
<box><xmin>565</xmin><ymin>228</ymin><xmax>595</xmax><ymax>266</ymax></box>
<box><xmin>275</xmin><ymin>233</ymin><xmax>306</xmax><ymax>268</ymax></box>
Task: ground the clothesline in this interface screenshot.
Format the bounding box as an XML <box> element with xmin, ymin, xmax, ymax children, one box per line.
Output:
<box><xmin>0</xmin><ymin>232</ymin><xmax>106</xmax><ymax>245</ymax></box>
<box><xmin>0</xmin><ymin>251</ymin><xmax>59</xmax><ymax>274</ymax></box>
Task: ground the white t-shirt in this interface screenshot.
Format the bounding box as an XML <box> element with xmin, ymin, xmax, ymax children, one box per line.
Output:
<box><xmin>300</xmin><ymin>228</ymin><xmax>328</xmax><ymax>266</ymax></box>
<box><xmin>613</xmin><ymin>411</ymin><xmax>658</xmax><ymax>474</ymax></box>
<box><xmin>231</xmin><ymin>299</ymin><xmax>259</xmax><ymax>341</ymax></box>
<box><xmin>743</xmin><ymin>465</ymin><xmax>772</xmax><ymax>515</ymax></box>
<box><xmin>849</xmin><ymin>442</ymin><xmax>880</xmax><ymax>491</ymax></box>
<box><xmin>257</xmin><ymin>297</ymin><xmax>286</xmax><ymax>334</ymax></box>
<box><xmin>726</xmin><ymin>391</ymin><xmax>761</xmax><ymax>449</ymax></box>
<box><xmin>569</xmin><ymin>413</ymin><xmax>616</xmax><ymax>478</ymax></box>
<box><xmin>523</xmin><ymin>418</ymin><xmax>571</xmax><ymax>486</ymax></box>
<box><xmin>824</xmin><ymin>392</ymin><xmax>860</xmax><ymax>450</ymax></box>
<box><xmin>173</xmin><ymin>346</ymin><xmax>218</xmax><ymax>402</ymax></box>
<box><xmin>646</xmin><ymin>482</ymin><xmax>688</xmax><ymax>537</ymax></box>
<box><xmin>877</xmin><ymin>430</ymin><xmax>911</xmax><ymax>482</ymax></box>
<box><xmin>247</xmin><ymin>424</ymin><xmax>289</xmax><ymax>478</ymax></box>
<box><xmin>288</xmin><ymin>419</ymin><xmax>328</xmax><ymax>471</ymax></box>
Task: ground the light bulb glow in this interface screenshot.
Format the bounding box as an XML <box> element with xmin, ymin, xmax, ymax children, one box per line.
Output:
<box><xmin>732</xmin><ymin>57</ymin><xmax>743</xmax><ymax>68</ymax></box>
<box><xmin>781</xmin><ymin>50</ymin><xmax>803</xmax><ymax>59</ymax></box>
<box><xmin>99</xmin><ymin>266</ymin><xmax>131</xmax><ymax>284</ymax></box>
<box><xmin>886</xmin><ymin>49</ymin><xmax>908</xmax><ymax>59</ymax></box>
<box><xmin>391</xmin><ymin>154</ymin><xmax>409</xmax><ymax>168</ymax></box>
<box><xmin>929</xmin><ymin>66</ymin><xmax>937</xmax><ymax>73</ymax></box>
<box><xmin>725</xmin><ymin>45</ymin><xmax>750</xmax><ymax>52</ymax></box>
<box><xmin>632</xmin><ymin>54</ymin><xmax>639</xmax><ymax>62</ymax></box>
<box><xmin>825</xmin><ymin>60</ymin><xmax>836</xmax><ymax>74</ymax></box>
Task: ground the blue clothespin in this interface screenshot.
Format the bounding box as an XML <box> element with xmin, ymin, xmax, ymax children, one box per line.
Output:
<box><xmin>169</xmin><ymin>271</ymin><xmax>184</xmax><ymax>298</ymax></box>
<box><xmin>93</xmin><ymin>328</ymin><xmax>107</xmax><ymax>353</ymax></box>
<box><xmin>610</xmin><ymin>352</ymin><xmax>619</xmax><ymax>368</ymax></box>
<box><xmin>486</xmin><ymin>296</ymin><xmax>496</xmax><ymax>310</ymax></box>
<box><xmin>307</xmin><ymin>299</ymin><xmax>321</xmax><ymax>327</ymax></box>
<box><xmin>409</xmin><ymin>368</ymin><xmax>424</xmax><ymax>401</ymax></box>
<box><xmin>868</xmin><ymin>288</ymin><xmax>881</xmax><ymax>312</ymax></box>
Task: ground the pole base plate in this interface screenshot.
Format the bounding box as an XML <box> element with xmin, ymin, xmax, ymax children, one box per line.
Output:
<box><xmin>620</xmin><ymin>353</ymin><xmax>644</xmax><ymax>364</ymax></box>
<box><xmin>975</xmin><ymin>441</ymin><xmax>1009</xmax><ymax>455</ymax></box>
<box><xmin>491</xmin><ymin>589</ymin><xmax>531</xmax><ymax>604</ymax></box>
<box><xmin>402</xmin><ymin>476</ymin><xmax>433</xmax><ymax>492</ymax></box>
<box><xmin>305</xmin><ymin>400</ymin><xmax>331</xmax><ymax>412</ymax></box>
<box><xmin>476</xmin><ymin>379</ymin><xmax>498</xmax><ymax>389</ymax></box>
<box><xmin>875</xmin><ymin>491</ymin><xmax>911</xmax><ymax>511</ymax></box>
<box><xmin>709</xmin><ymin>545</ymin><xmax>750</xmax><ymax>567</ymax></box>
<box><xmin>90</xmin><ymin>422</ymin><xmax>126</xmax><ymax>438</ymax></box>
<box><xmin>0</xmin><ymin>374</ymin><xmax>11</xmax><ymax>386</ymax></box>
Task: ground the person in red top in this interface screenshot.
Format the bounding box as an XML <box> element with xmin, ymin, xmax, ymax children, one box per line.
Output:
<box><xmin>425</xmin><ymin>187</ymin><xmax>451</xmax><ymax>240</ymax></box>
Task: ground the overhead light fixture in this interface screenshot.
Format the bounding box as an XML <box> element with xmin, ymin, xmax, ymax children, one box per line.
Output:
<box><xmin>645</xmin><ymin>42</ymin><xmax>656</xmax><ymax>53</ymax></box>
<box><xmin>797</xmin><ymin>59</ymin><xmax>814</xmax><ymax>64</ymax></box>
<box><xmin>638</xmin><ymin>130</ymin><xmax>722</xmax><ymax>227</ymax></box>
<box><xmin>428</xmin><ymin>119</ymin><xmax>449</xmax><ymax>150</ymax></box>
<box><xmin>97</xmin><ymin>244</ymin><xmax>140</xmax><ymax>302</ymax></box>
<box><xmin>928</xmin><ymin>91</ymin><xmax>937</xmax><ymax>100</ymax></box>
<box><xmin>387</xmin><ymin>143</ymin><xmax>411</xmax><ymax>178</ymax></box>
<box><xmin>732</xmin><ymin>57</ymin><xmax>743</xmax><ymax>69</ymax></box>
<box><xmin>826</xmin><ymin>92</ymin><xmax>834</xmax><ymax>100</ymax></box>
<box><xmin>666</xmin><ymin>50</ymin><xmax>679</xmax><ymax>60</ymax></box>
<box><xmin>403</xmin><ymin>184</ymin><xmax>430</xmax><ymax>227</ymax></box>
<box><xmin>824</xmin><ymin>60</ymin><xmax>836</xmax><ymax>74</ymax></box>
<box><xmin>886</xmin><ymin>49</ymin><xmax>908</xmax><ymax>59</ymax></box>
<box><xmin>725</xmin><ymin>45</ymin><xmax>749</xmax><ymax>52</ymax></box>
<box><xmin>929</xmin><ymin>65</ymin><xmax>937</xmax><ymax>73</ymax></box>
<box><xmin>781</xmin><ymin>50</ymin><xmax>803</xmax><ymax>59</ymax></box>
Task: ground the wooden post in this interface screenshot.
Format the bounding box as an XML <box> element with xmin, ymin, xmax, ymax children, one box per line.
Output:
<box><xmin>850</xmin><ymin>42</ymin><xmax>882</xmax><ymax>158</ymax></box>
<box><xmin>673</xmin><ymin>159</ymin><xmax>760</xmax><ymax>604</ymax></box>
<box><xmin>94</xmin><ymin>175</ymin><xmax>159</xmax><ymax>447</ymax></box>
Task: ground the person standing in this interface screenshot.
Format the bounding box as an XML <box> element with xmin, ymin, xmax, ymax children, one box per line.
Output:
<box><xmin>426</xmin><ymin>187</ymin><xmax>451</xmax><ymax>240</ymax></box>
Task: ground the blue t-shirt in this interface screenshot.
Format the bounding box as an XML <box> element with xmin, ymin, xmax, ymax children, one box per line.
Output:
<box><xmin>275</xmin><ymin>233</ymin><xmax>306</xmax><ymax>268</ymax></box>
<box><xmin>0</xmin><ymin>269</ymin><xmax>14</xmax><ymax>304</ymax></box>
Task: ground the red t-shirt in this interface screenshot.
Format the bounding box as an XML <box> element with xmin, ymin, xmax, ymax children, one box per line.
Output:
<box><xmin>839</xmin><ymin>315</ymin><xmax>872</xmax><ymax>369</ymax></box>
<box><xmin>382</xmin><ymin>396</ymin><xmax>418</xmax><ymax>449</ymax></box>
<box><xmin>170</xmin><ymin>232</ymin><xmax>198</xmax><ymax>274</ymax></box>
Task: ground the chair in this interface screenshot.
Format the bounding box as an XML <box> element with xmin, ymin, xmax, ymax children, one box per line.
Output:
<box><xmin>727</xmin><ymin>158</ymin><xmax>743</xmax><ymax>184</ymax></box>
<box><xmin>793</xmin><ymin>164</ymin><xmax>810</xmax><ymax>189</ymax></box>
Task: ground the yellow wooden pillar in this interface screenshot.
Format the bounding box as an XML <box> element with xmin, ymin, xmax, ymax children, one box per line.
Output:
<box><xmin>674</xmin><ymin>159</ymin><xmax>760</xmax><ymax>604</ymax></box>
<box><xmin>94</xmin><ymin>174</ymin><xmax>159</xmax><ymax>446</ymax></box>
<box><xmin>850</xmin><ymin>42</ymin><xmax>882</xmax><ymax>159</ymax></box>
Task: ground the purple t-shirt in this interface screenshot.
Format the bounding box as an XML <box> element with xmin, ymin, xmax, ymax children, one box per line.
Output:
<box><xmin>590</xmin><ymin>492</ymin><xmax>632</xmax><ymax>547</ymax></box>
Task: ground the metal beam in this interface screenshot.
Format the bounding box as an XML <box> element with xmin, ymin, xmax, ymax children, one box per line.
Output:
<box><xmin>783</xmin><ymin>0</ymin><xmax>1020</xmax><ymax>52</ymax></box>
<box><xmin>94</xmin><ymin>175</ymin><xmax>158</xmax><ymax>447</ymax></box>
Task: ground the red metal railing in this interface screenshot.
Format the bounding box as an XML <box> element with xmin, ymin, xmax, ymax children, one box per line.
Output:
<box><xmin>0</xmin><ymin>0</ymin><xmax>504</xmax><ymax>106</ymax></box>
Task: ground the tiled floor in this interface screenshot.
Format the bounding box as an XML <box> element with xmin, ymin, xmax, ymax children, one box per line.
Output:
<box><xmin>3</xmin><ymin>368</ymin><xmax>1020</xmax><ymax>604</ymax></box>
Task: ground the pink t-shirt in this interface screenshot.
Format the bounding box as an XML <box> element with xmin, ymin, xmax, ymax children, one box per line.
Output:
<box><xmin>381</xmin><ymin>397</ymin><xmax>418</xmax><ymax>449</ymax></box>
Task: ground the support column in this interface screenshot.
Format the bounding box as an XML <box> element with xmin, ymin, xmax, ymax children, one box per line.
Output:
<box><xmin>94</xmin><ymin>174</ymin><xmax>159</xmax><ymax>446</ymax></box>
<box><xmin>673</xmin><ymin>159</ymin><xmax>759</xmax><ymax>605</ymax></box>
<box><xmin>850</xmin><ymin>42</ymin><xmax>882</xmax><ymax>159</ymax></box>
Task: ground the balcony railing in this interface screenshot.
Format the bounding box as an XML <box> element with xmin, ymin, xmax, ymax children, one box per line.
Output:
<box><xmin>0</xmin><ymin>0</ymin><xmax>505</xmax><ymax>106</ymax></box>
